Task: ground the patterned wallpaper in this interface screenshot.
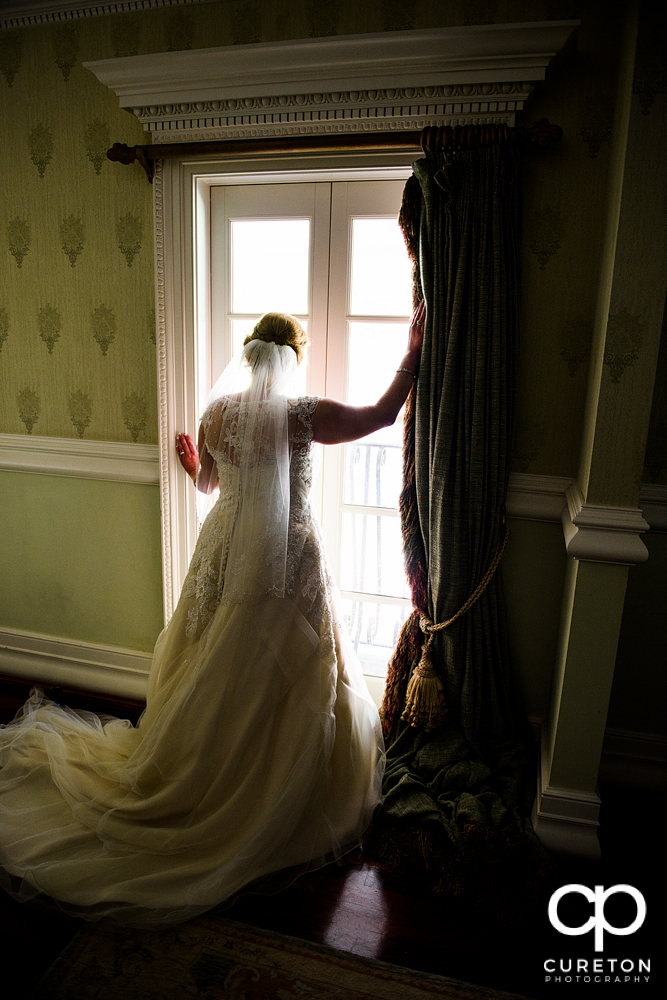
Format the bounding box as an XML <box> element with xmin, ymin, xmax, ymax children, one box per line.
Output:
<box><xmin>3</xmin><ymin>0</ymin><xmax>664</xmax><ymax>485</ymax></box>
<box><xmin>0</xmin><ymin>18</ymin><xmax>155</xmax><ymax>442</ymax></box>
<box><xmin>512</xmin><ymin>8</ymin><xmax>621</xmax><ymax>479</ymax></box>
<box><xmin>635</xmin><ymin>8</ymin><xmax>667</xmax><ymax>489</ymax></box>
<box><xmin>513</xmin><ymin>2</ymin><xmax>667</xmax><ymax>485</ymax></box>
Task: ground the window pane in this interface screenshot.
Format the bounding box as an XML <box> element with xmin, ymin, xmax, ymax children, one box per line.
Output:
<box><xmin>230</xmin><ymin>318</ymin><xmax>257</xmax><ymax>358</ymax></box>
<box><xmin>231</xmin><ymin>219</ymin><xmax>310</xmax><ymax>314</ymax></box>
<box><xmin>345</xmin><ymin>321</ymin><xmax>407</xmax><ymax>508</ymax></box>
<box><xmin>349</xmin><ymin>218</ymin><xmax>412</xmax><ymax>317</ymax></box>
<box><xmin>340</xmin><ymin>512</ymin><xmax>409</xmax><ymax>599</ymax></box>
<box><xmin>347</xmin><ymin>321</ymin><xmax>407</xmax><ymax>415</ymax></box>
<box><xmin>344</xmin><ymin>440</ymin><xmax>402</xmax><ymax>509</ymax></box>
<box><xmin>341</xmin><ymin>598</ymin><xmax>410</xmax><ymax>677</ymax></box>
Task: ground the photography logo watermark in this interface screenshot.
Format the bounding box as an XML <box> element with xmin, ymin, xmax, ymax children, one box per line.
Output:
<box><xmin>544</xmin><ymin>884</ymin><xmax>651</xmax><ymax>985</ymax></box>
<box><xmin>549</xmin><ymin>884</ymin><xmax>646</xmax><ymax>951</ymax></box>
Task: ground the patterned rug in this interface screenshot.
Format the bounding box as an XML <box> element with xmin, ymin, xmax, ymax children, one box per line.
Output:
<box><xmin>30</xmin><ymin>916</ymin><xmax>534</xmax><ymax>999</ymax></box>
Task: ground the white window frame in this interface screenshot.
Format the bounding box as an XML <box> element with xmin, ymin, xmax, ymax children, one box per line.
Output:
<box><xmin>154</xmin><ymin>151</ymin><xmax>416</xmax><ymax>623</ymax></box>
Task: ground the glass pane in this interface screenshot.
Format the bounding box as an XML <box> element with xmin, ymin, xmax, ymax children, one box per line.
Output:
<box><xmin>341</xmin><ymin>598</ymin><xmax>410</xmax><ymax>677</ymax></box>
<box><xmin>231</xmin><ymin>219</ymin><xmax>310</xmax><ymax>314</ymax></box>
<box><xmin>344</xmin><ymin>440</ymin><xmax>402</xmax><ymax>509</ymax></box>
<box><xmin>230</xmin><ymin>318</ymin><xmax>308</xmax><ymax>396</ymax></box>
<box><xmin>345</xmin><ymin>321</ymin><xmax>408</xmax><ymax>507</ymax></box>
<box><xmin>347</xmin><ymin>321</ymin><xmax>407</xmax><ymax>414</ymax></box>
<box><xmin>349</xmin><ymin>218</ymin><xmax>412</xmax><ymax>317</ymax></box>
<box><xmin>230</xmin><ymin>317</ymin><xmax>257</xmax><ymax>358</ymax></box>
<box><xmin>340</xmin><ymin>512</ymin><xmax>409</xmax><ymax>599</ymax></box>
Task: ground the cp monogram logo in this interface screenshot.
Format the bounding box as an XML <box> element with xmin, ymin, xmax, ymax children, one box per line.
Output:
<box><xmin>548</xmin><ymin>884</ymin><xmax>647</xmax><ymax>952</ymax></box>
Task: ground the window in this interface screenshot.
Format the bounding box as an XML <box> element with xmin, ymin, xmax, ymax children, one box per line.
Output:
<box><xmin>158</xmin><ymin>156</ymin><xmax>414</xmax><ymax>703</ymax></box>
<box><xmin>202</xmin><ymin>172</ymin><xmax>412</xmax><ymax>702</ymax></box>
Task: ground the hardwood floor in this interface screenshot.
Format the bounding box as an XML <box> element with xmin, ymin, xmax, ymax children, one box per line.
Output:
<box><xmin>0</xmin><ymin>779</ymin><xmax>661</xmax><ymax>998</ymax></box>
<box><xmin>222</xmin><ymin>787</ymin><xmax>661</xmax><ymax>999</ymax></box>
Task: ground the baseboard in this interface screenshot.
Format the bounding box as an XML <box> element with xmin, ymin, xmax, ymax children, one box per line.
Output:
<box><xmin>529</xmin><ymin>718</ymin><xmax>667</xmax><ymax>857</ymax></box>
<box><xmin>0</xmin><ymin>627</ymin><xmax>151</xmax><ymax>702</ymax></box>
<box><xmin>599</xmin><ymin>726</ymin><xmax>667</xmax><ymax>791</ymax></box>
<box><xmin>530</xmin><ymin>723</ymin><xmax>602</xmax><ymax>860</ymax></box>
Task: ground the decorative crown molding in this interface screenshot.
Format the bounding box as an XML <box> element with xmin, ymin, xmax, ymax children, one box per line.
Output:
<box><xmin>0</xmin><ymin>0</ymin><xmax>214</xmax><ymax>31</ymax></box>
<box><xmin>85</xmin><ymin>21</ymin><xmax>579</xmax><ymax>142</ymax></box>
<box><xmin>133</xmin><ymin>83</ymin><xmax>534</xmax><ymax>143</ymax></box>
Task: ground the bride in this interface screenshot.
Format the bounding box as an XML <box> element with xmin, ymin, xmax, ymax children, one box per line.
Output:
<box><xmin>0</xmin><ymin>304</ymin><xmax>425</xmax><ymax>926</ymax></box>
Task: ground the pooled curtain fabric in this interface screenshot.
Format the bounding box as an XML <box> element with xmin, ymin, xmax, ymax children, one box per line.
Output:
<box><xmin>376</xmin><ymin>146</ymin><xmax>544</xmax><ymax>901</ymax></box>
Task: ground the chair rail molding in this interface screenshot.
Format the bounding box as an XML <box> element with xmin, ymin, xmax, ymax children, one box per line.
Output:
<box><xmin>505</xmin><ymin>473</ymin><xmax>573</xmax><ymax>522</ymax></box>
<box><xmin>638</xmin><ymin>482</ymin><xmax>667</xmax><ymax>532</ymax></box>
<box><xmin>562</xmin><ymin>481</ymin><xmax>651</xmax><ymax>565</ymax></box>
<box><xmin>84</xmin><ymin>21</ymin><xmax>579</xmax><ymax>143</ymax></box>
<box><xmin>0</xmin><ymin>433</ymin><xmax>159</xmax><ymax>485</ymax></box>
<box><xmin>503</xmin><ymin>473</ymin><xmax>666</xmax><ymax>531</ymax></box>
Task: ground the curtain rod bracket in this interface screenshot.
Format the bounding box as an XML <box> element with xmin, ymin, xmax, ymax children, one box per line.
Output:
<box><xmin>107</xmin><ymin>143</ymin><xmax>154</xmax><ymax>183</ymax></box>
<box><xmin>528</xmin><ymin>118</ymin><xmax>563</xmax><ymax>146</ymax></box>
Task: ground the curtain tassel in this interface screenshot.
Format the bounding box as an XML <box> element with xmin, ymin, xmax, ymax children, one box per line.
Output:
<box><xmin>400</xmin><ymin>524</ymin><xmax>511</xmax><ymax>732</ymax></box>
<box><xmin>400</xmin><ymin>620</ymin><xmax>447</xmax><ymax>731</ymax></box>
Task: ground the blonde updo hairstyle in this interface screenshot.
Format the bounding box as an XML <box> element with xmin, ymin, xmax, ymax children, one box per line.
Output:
<box><xmin>243</xmin><ymin>312</ymin><xmax>309</xmax><ymax>364</ymax></box>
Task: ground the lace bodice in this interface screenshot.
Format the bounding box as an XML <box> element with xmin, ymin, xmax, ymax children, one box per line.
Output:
<box><xmin>181</xmin><ymin>397</ymin><xmax>324</xmax><ymax>638</ymax></box>
<box><xmin>202</xmin><ymin>395</ymin><xmax>318</xmax><ymax>495</ymax></box>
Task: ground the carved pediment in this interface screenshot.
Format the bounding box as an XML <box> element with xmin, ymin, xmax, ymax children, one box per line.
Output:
<box><xmin>85</xmin><ymin>21</ymin><xmax>579</xmax><ymax>143</ymax></box>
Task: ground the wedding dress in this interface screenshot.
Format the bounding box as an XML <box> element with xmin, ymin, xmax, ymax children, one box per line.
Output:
<box><xmin>0</xmin><ymin>341</ymin><xmax>384</xmax><ymax>925</ymax></box>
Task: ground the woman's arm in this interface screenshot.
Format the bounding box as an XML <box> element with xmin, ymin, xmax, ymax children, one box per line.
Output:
<box><xmin>176</xmin><ymin>427</ymin><xmax>219</xmax><ymax>494</ymax></box>
<box><xmin>312</xmin><ymin>300</ymin><xmax>425</xmax><ymax>445</ymax></box>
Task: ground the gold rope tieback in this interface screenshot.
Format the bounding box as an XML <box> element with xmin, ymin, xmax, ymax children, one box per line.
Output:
<box><xmin>401</xmin><ymin>524</ymin><xmax>510</xmax><ymax>732</ymax></box>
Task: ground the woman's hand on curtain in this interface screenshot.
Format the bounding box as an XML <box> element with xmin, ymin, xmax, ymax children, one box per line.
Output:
<box><xmin>176</xmin><ymin>433</ymin><xmax>199</xmax><ymax>482</ymax></box>
<box><xmin>406</xmin><ymin>300</ymin><xmax>426</xmax><ymax>359</ymax></box>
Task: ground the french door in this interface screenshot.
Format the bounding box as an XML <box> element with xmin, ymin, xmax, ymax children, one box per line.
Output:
<box><xmin>207</xmin><ymin>177</ymin><xmax>413</xmax><ymax>701</ymax></box>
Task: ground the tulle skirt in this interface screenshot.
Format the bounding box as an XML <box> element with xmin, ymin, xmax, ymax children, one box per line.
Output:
<box><xmin>0</xmin><ymin>575</ymin><xmax>384</xmax><ymax>925</ymax></box>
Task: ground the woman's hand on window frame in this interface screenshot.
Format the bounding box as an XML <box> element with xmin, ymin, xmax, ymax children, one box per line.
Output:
<box><xmin>176</xmin><ymin>432</ymin><xmax>199</xmax><ymax>482</ymax></box>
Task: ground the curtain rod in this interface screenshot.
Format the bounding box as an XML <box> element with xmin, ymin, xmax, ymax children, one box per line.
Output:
<box><xmin>107</xmin><ymin>119</ymin><xmax>562</xmax><ymax>183</ymax></box>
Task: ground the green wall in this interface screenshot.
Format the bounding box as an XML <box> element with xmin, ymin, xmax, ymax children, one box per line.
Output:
<box><xmin>608</xmin><ymin>530</ymin><xmax>667</xmax><ymax>736</ymax></box>
<box><xmin>0</xmin><ymin>471</ymin><xmax>164</xmax><ymax>651</ymax></box>
<box><xmin>502</xmin><ymin>518</ymin><xmax>567</xmax><ymax>721</ymax></box>
<box><xmin>0</xmin><ymin>1</ymin><xmax>665</xmax><ymax>742</ymax></box>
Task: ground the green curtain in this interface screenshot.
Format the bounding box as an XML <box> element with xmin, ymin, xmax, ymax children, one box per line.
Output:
<box><xmin>375</xmin><ymin>145</ymin><xmax>547</xmax><ymax>908</ymax></box>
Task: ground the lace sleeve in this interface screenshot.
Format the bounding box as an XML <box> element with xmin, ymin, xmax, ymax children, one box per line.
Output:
<box><xmin>289</xmin><ymin>397</ymin><xmax>320</xmax><ymax>445</ymax></box>
<box><xmin>201</xmin><ymin>399</ymin><xmax>221</xmax><ymax>434</ymax></box>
